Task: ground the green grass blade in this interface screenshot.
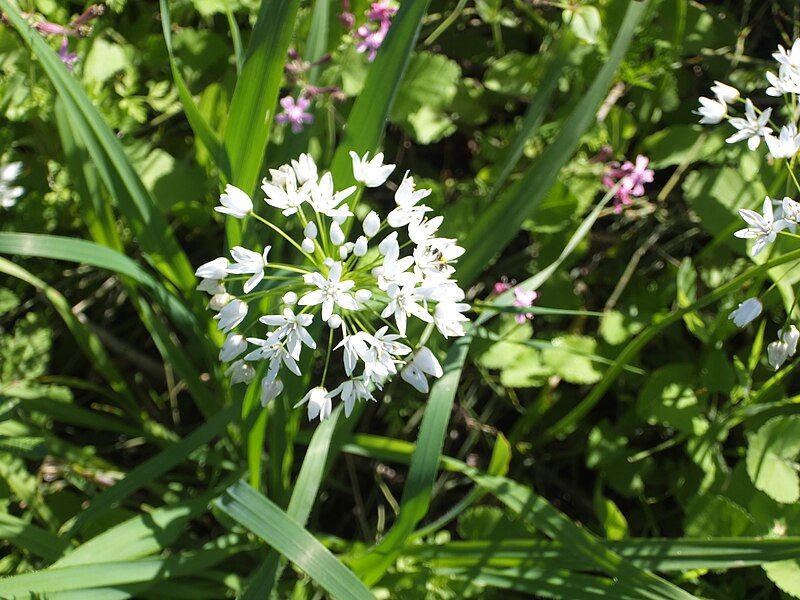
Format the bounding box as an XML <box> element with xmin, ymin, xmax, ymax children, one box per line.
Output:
<box><xmin>350</xmin><ymin>334</ymin><xmax>471</xmax><ymax>584</ymax></box>
<box><xmin>409</xmin><ymin>537</ymin><xmax>800</xmax><ymax>572</ymax></box>
<box><xmin>0</xmin><ymin>258</ymin><xmax>142</xmax><ymax>420</ymax></box>
<box><xmin>306</xmin><ymin>0</ymin><xmax>331</xmax><ymax>83</ymax></box>
<box><xmin>225</xmin><ymin>1</ymin><xmax>244</xmax><ymax>75</ymax></box>
<box><xmin>241</xmin><ymin>406</ymin><xmax>345</xmax><ymax>597</ymax></box>
<box><xmin>0</xmin><ymin>552</ymin><xmax>239</xmax><ymax>596</ymax></box>
<box><xmin>456</xmin><ymin>0</ymin><xmax>649</xmax><ymax>284</ymax></box>
<box><xmin>0</xmin><ymin>512</ymin><xmax>69</xmax><ymax>561</ymax></box>
<box><xmin>65</xmin><ymin>400</ymin><xmax>240</xmax><ymax>538</ymax></box>
<box><xmin>328</xmin><ymin>0</ymin><xmax>432</xmax><ymax>190</ymax></box>
<box><xmin>464</xmin><ymin>471</ymin><xmax>698</xmax><ymax>600</ymax></box>
<box><xmin>488</xmin><ymin>32</ymin><xmax>575</xmax><ymax>196</ymax></box>
<box><xmin>54</xmin><ymin>496</ymin><xmax>212</xmax><ymax>567</ymax></box>
<box><xmin>544</xmin><ymin>246</ymin><xmax>800</xmax><ymax>442</ymax></box>
<box><xmin>160</xmin><ymin>0</ymin><xmax>231</xmax><ymax>179</ymax></box>
<box><xmin>223</xmin><ymin>0</ymin><xmax>302</xmax><ymax>196</ymax></box>
<box><xmin>215</xmin><ymin>480</ymin><xmax>375</xmax><ymax>600</ymax></box>
<box><xmin>0</xmin><ymin>233</ymin><xmax>200</xmax><ymax>343</ymax></box>
<box><xmin>468</xmin><ymin>567</ymin><xmax>641</xmax><ymax>600</ymax></box>
<box><xmin>0</xmin><ymin>0</ymin><xmax>195</xmax><ymax>291</ymax></box>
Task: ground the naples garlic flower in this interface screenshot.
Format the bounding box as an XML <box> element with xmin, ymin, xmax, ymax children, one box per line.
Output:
<box><xmin>195</xmin><ymin>152</ymin><xmax>468</xmax><ymax>420</ymax></box>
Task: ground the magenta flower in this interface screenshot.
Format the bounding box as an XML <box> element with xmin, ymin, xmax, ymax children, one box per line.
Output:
<box><xmin>367</xmin><ymin>1</ymin><xmax>397</xmax><ymax>22</ymax></box>
<box><xmin>355</xmin><ymin>20</ymin><xmax>390</xmax><ymax>62</ymax></box>
<box><xmin>512</xmin><ymin>287</ymin><xmax>538</xmax><ymax>324</ymax></box>
<box><xmin>59</xmin><ymin>38</ymin><xmax>79</xmax><ymax>71</ymax></box>
<box><xmin>276</xmin><ymin>95</ymin><xmax>314</xmax><ymax>133</ymax></box>
<box><xmin>493</xmin><ymin>281</ymin><xmax>511</xmax><ymax>294</ymax></box>
<box><xmin>602</xmin><ymin>154</ymin><xmax>655</xmax><ymax>213</ymax></box>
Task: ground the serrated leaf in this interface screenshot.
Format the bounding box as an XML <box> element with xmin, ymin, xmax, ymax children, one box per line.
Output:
<box><xmin>764</xmin><ymin>559</ymin><xmax>800</xmax><ymax>599</ymax></box>
<box><xmin>747</xmin><ymin>416</ymin><xmax>800</xmax><ymax>504</ymax></box>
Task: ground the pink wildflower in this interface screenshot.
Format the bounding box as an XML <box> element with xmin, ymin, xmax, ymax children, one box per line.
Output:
<box><xmin>493</xmin><ymin>281</ymin><xmax>511</xmax><ymax>294</ymax></box>
<box><xmin>367</xmin><ymin>1</ymin><xmax>397</xmax><ymax>22</ymax></box>
<box><xmin>603</xmin><ymin>154</ymin><xmax>654</xmax><ymax>213</ymax></box>
<box><xmin>355</xmin><ymin>20</ymin><xmax>390</xmax><ymax>62</ymax></box>
<box><xmin>59</xmin><ymin>38</ymin><xmax>79</xmax><ymax>71</ymax></box>
<box><xmin>512</xmin><ymin>287</ymin><xmax>538</xmax><ymax>324</ymax></box>
<box><xmin>275</xmin><ymin>96</ymin><xmax>314</xmax><ymax>133</ymax></box>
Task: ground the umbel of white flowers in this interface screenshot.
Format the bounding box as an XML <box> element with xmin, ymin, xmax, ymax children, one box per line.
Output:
<box><xmin>0</xmin><ymin>161</ymin><xmax>24</xmax><ymax>209</ymax></box>
<box><xmin>194</xmin><ymin>151</ymin><xmax>469</xmax><ymax>421</ymax></box>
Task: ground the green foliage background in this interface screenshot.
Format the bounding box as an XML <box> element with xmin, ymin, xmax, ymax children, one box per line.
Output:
<box><xmin>1</xmin><ymin>0</ymin><xmax>800</xmax><ymax>598</ymax></box>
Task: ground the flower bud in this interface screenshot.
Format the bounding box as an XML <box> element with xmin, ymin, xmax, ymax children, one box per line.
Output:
<box><xmin>354</xmin><ymin>236</ymin><xmax>368</xmax><ymax>256</ymax></box>
<box><xmin>304</xmin><ymin>222</ymin><xmax>318</xmax><ymax>239</ymax></box>
<box><xmin>355</xmin><ymin>289</ymin><xmax>372</xmax><ymax>303</ymax></box>
<box><xmin>330</xmin><ymin>221</ymin><xmax>345</xmax><ymax>245</ymax></box>
<box><xmin>327</xmin><ymin>314</ymin><xmax>343</xmax><ymax>328</ymax></box>
<box><xmin>283</xmin><ymin>291</ymin><xmax>298</xmax><ymax>305</ymax></box>
<box><xmin>363</xmin><ymin>211</ymin><xmax>380</xmax><ymax>237</ymax></box>
<box><xmin>339</xmin><ymin>245</ymin><xmax>349</xmax><ymax>260</ymax></box>
<box><xmin>323</xmin><ymin>257</ymin><xmax>335</xmax><ymax>268</ymax></box>
<box><xmin>302</xmin><ymin>237</ymin><xmax>315</xmax><ymax>253</ymax></box>
<box><xmin>209</xmin><ymin>293</ymin><xmax>234</xmax><ymax>311</ymax></box>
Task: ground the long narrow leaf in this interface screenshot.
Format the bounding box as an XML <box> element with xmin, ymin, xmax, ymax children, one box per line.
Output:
<box><xmin>215</xmin><ymin>480</ymin><xmax>375</xmax><ymax>600</ymax></box>
<box><xmin>456</xmin><ymin>0</ymin><xmax>649</xmax><ymax>284</ymax></box>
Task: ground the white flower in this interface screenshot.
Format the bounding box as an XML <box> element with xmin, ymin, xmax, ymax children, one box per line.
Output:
<box><xmin>353</xmin><ymin>236</ymin><xmax>368</xmax><ymax>257</ymax></box>
<box><xmin>387</xmin><ymin>172</ymin><xmax>432</xmax><ymax>228</ymax></box>
<box><xmin>227</xmin><ymin>246</ymin><xmax>271</xmax><ymax>293</ymax></box>
<box><xmin>696</xmin><ymin>96</ymin><xmax>726</xmax><ymax>125</ymax></box>
<box><xmin>330</xmin><ymin>379</ymin><xmax>374</xmax><ymax>417</ymax></box>
<box><xmin>335</xmin><ymin>332</ymin><xmax>371</xmax><ymax>376</ymax></box>
<box><xmin>309</xmin><ymin>172</ymin><xmax>355</xmax><ymax>219</ymax></box>
<box><xmin>197</xmin><ymin>278</ymin><xmax>224</xmax><ymax>295</ymax></box>
<box><xmin>414</xmin><ymin>238</ymin><xmax>465</xmax><ymax>277</ymax></box>
<box><xmin>776</xmin><ymin>197</ymin><xmax>800</xmax><ymax>233</ymax></box>
<box><xmin>291</xmin><ymin>153</ymin><xmax>318</xmax><ymax>185</ymax></box>
<box><xmin>350</xmin><ymin>151</ymin><xmax>396</xmax><ymax>187</ymax></box>
<box><xmin>220</xmin><ymin>333</ymin><xmax>248</xmax><ymax>362</ymax></box>
<box><xmin>226</xmin><ymin>359</ymin><xmax>256</xmax><ymax>384</ymax></box>
<box><xmin>373</xmin><ymin>235</ymin><xmax>416</xmax><ymax>290</ymax></box>
<box><xmin>401</xmin><ymin>347</ymin><xmax>443</xmax><ymax>393</ymax></box>
<box><xmin>768</xmin><ymin>325</ymin><xmax>800</xmax><ymax>370</ymax></box>
<box><xmin>734</xmin><ymin>197</ymin><xmax>785</xmax><ymax>257</ymax></box>
<box><xmin>363</xmin><ymin>211</ymin><xmax>381</xmax><ymax>237</ymax></box>
<box><xmin>295</xmin><ymin>387</ymin><xmax>333</xmax><ymax>422</ymax></box>
<box><xmin>728</xmin><ymin>297</ymin><xmax>763</xmax><ymax>327</ymax></box>
<box><xmin>765</xmin><ymin>124</ymin><xmax>800</xmax><ymax>159</ymax></box>
<box><xmin>0</xmin><ymin>162</ymin><xmax>24</xmax><ymax>209</ymax></box>
<box><xmin>766</xmin><ymin>67</ymin><xmax>800</xmax><ymax>97</ymax></box>
<box><xmin>381</xmin><ymin>283</ymin><xmax>433</xmax><ymax>335</ymax></box>
<box><xmin>214</xmin><ymin>299</ymin><xmax>248</xmax><ymax>332</ymax></box>
<box><xmin>259</xmin><ymin>308</ymin><xmax>316</xmax><ymax>359</ymax></box>
<box><xmin>408</xmin><ymin>215</ymin><xmax>443</xmax><ymax>245</ymax></box>
<box><xmin>215</xmin><ymin>184</ymin><xmax>253</xmax><ymax>219</ymax></box>
<box><xmin>298</xmin><ymin>261</ymin><xmax>359</xmax><ymax>321</ymax></box>
<box><xmin>260</xmin><ymin>377</ymin><xmax>284</xmax><ymax>406</ymax></box>
<box><xmin>261</xmin><ymin>171</ymin><xmax>310</xmax><ymax>217</ymax></box>
<box><xmin>195</xmin><ymin>257</ymin><xmax>229</xmax><ymax>280</ymax></box>
<box><xmin>726</xmin><ymin>100</ymin><xmax>772</xmax><ymax>150</ymax></box>
<box><xmin>773</xmin><ymin>39</ymin><xmax>800</xmax><ymax>71</ymax></box>
<box><xmin>433</xmin><ymin>300</ymin><xmax>470</xmax><ymax>338</ymax></box>
<box><xmin>711</xmin><ymin>81</ymin><xmax>739</xmax><ymax>104</ymax></box>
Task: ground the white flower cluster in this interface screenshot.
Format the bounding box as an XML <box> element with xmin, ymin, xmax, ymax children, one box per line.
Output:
<box><xmin>195</xmin><ymin>152</ymin><xmax>469</xmax><ymax>420</ymax></box>
<box><xmin>697</xmin><ymin>39</ymin><xmax>800</xmax><ymax>158</ymax></box>
<box><xmin>0</xmin><ymin>161</ymin><xmax>24</xmax><ymax>209</ymax></box>
<box><xmin>701</xmin><ymin>40</ymin><xmax>800</xmax><ymax>371</ymax></box>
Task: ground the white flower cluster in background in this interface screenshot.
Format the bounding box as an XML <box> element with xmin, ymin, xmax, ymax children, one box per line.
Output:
<box><xmin>195</xmin><ymin>152</ymin><xmax>469</xmax><ymax>420</ymax></box>
<box><xmin>0</xmin><ymin>162</ymin><xmax>24</xmax><ymax>209</ymax></box>
<box><xmin>701</xmin><ymin>40</ymin><xmax>800</xmax><ymax>371</ymax></box>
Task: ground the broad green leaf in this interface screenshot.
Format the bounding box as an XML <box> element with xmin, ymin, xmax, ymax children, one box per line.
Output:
<box><xmin>568</xmin><ymin>6</ymin><xmax>602</xmax><ymax>45</ymax></box>
<box><xmin>215</xmin><ymin>481</ymin><xmax>375</xmax><ymax>600</ymax></box>
<box><xmin>746</xmin><ymin>416</ymin><xmax>800</xmax><ymax>504</ymax></box>
<box><xmin>542</xmin><ymin>334</ymin><xmax>603</xmax><ymax>385</ymax></box>
<box><xmin>637</xmin><ymin>364</ymin><xmax>708</xmax><ymax>435</ymax></box>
